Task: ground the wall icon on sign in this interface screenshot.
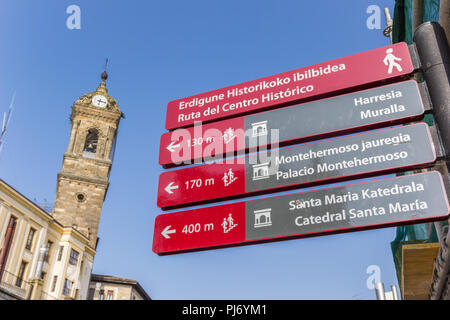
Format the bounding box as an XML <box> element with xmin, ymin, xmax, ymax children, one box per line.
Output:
<box><xmin>222</xmin><ymin>213</ymin><xmax>238</xmax><ymax>233</ymax></box>
<box><xmin>252</xmin><ymin>163</ymin><xmax>270</xmax><ymax>181</ymax></box>
<box><xmin>223</xmin><ymin>168</ymin><xmax>238</xmax><ymax>187</ymax></box>
<box><xmin>251</xmin><ymin>121</ymin><xmax>268</xmax><ymax>137</ymax></box>
<box><xmin>254</xmin><ymin>208</ymin><xmax>272</xmax><ymax>228</ymax></box>
<box><xmin>383</xmin><ymin>48</ymin><xmax>403</xmax><ymax>74</ymax></box>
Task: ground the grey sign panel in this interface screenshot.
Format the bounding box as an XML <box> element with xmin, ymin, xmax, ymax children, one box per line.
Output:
<box><xmin>244</xmin><ymin>80</ymin><xmax>424</xmax><ymax>147</ymax></box>
<box><xmin>245</xmin><ymin>123</ymin><xmax>436</xmax><ymax>193</ymax></box>
<box><xmin>245</xmin><ymin>171</ymin><xmax>449</xmax><ymax>241</ymax></box>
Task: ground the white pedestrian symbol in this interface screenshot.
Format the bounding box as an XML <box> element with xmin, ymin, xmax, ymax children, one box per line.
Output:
<box><xmin>223</xmin><ymin>168</ymin><xmax>238</xmax><ymax>187</ymax></box>
<box><xmin>223</xmin><ymin>128</ymin><xmax>236</xmax><ymax>144</ymax></box>
<box><xmin>222</xmin><ymin>213</ymin><xmax>238</xmax><ymax>233</ymax></box>
<box><xmin>383</xmin><ymin>48</ymin><xmax>403</xmax><ymax>74</ymax></box>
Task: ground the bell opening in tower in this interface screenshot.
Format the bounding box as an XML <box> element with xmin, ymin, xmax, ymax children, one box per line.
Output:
<box><xmin>83</xmin><ymin>128</ymin><xmax>99</xmax><ymax>158</ymax></box>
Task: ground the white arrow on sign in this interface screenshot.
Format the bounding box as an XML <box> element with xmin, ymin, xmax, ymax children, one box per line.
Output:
<box><xmin>166</xmin><ymin>141</ymin><xmax>181</xmax><ymax>153</ymax></box>
<box><xmin>165</xmin><ymin>182</ymin><xmax>179</xmax><ymax>194</ymax></box>
<box><xmin>161</xmin><ymin>225</ymin><xmax>176</xmax><ymax>239</ymax></box>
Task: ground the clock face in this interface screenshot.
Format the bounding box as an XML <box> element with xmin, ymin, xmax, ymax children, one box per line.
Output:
<box><xmin>92</xmin><ymin>95</ymin><xmax>108</xmax><ymax>108</ymax></box>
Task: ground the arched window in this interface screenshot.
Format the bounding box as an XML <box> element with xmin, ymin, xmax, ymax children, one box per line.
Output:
<box><xmin>83</xmin><ymin>128</ymin><xmax>99</xmax><ymax>157</ymax></box>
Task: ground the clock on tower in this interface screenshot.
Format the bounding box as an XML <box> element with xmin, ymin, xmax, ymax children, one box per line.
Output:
<box><xmin>92</xmin><ymin>94</ymin><xmax>108</xmax><ymax>108</ymax></box>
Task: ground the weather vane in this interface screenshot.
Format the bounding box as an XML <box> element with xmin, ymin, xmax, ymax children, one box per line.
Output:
<box><xmin>102</xmin><ymin>58</ymin><xmax>109</xmax><ymax>81</ymax></box>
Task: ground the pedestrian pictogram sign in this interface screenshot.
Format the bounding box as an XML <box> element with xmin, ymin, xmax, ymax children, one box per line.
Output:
<box><xmin>165</xmin><ymin>42</ymin><xmax>414</xmax><ymax>130</ymax></box>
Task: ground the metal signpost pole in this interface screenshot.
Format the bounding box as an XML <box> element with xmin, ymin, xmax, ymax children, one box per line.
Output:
<box><xmin>414</xmin><ymin>21</ymin><xmax>450</xmax><ymax>300</ymax></box>
<box><xmin>414</xmin><ymin>22</ymin><xmax>450</xmax><ymax>155</ymax></box>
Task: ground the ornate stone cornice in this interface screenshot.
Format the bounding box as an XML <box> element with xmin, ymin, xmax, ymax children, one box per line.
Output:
<box><xmin>63</xmin><ymin>152</ymin><xmax>112</xmax><ymax>166</ymax></box>
<box><xmin>71</xmin><ymin>104</ymin><xmax>122</xmax><ymax>123</ymax></box>
<box><xmin>75</xmin><ymin>89</ymin><xmax>119</xmax><ymax>112</ymax></box>
<box><xmin>57</xmin><ymin>172</ymin><xmax>109</xmax><ymax>188</ymax></box>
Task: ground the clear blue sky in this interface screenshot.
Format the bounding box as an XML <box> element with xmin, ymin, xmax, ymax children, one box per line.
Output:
<box><xmin>0</xmin><ymin>0</ymin><xmax>401</xmax><ymax>299</ymax></box>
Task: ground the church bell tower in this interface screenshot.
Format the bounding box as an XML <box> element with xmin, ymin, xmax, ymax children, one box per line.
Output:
<box><xmin>52</xmin><ymin>71</ymin><xmax>122</xmax><ymax>249</ymax></box>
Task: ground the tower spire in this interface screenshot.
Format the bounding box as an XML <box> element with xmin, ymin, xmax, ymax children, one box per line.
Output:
<box><xmin>97</xmin><ymin>58</ymin><xmax>109</xmax><ymax>93</ymax></box>
<box><xmin>102</xmin><ymin>58</ymin><xmax>108</xmax><ymax>80</ymax></box>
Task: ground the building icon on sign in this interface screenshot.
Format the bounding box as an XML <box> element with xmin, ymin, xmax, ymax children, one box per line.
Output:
<box><xmin>251</xmin><ymin>121</ymin><xmax>268</xmax><ymax>137</ymax></box>
<box><xmin>254</xmin><ymin>208</ymin><xmax>272</xmax><ymax>228</ymax></box>
<box><xmin>252</xmin><ymin>163</ymin><xmax>270</xmax><ymax>181</ymax></box>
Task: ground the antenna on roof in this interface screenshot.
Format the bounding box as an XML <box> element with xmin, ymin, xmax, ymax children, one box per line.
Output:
<box><xmin>0</xmin><ymin>91</ymin><xmax>16</xmax><ymax>154</ymax></box>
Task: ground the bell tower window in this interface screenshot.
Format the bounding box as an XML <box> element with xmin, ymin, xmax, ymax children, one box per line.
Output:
<box><xmin>83</xmin><ymin>128</ymin><xmax>99</xmax><ymax>158</ymax></box>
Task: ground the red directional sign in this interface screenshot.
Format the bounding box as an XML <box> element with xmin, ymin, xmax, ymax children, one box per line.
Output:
<box><xmin>160</xmin><ymin>116</ymin><xmax>244</xmax><ymax>167</ymax></box>
<box><xmin>165</xmin><ymin>42</ymin><xmax>414</xmax><ymax>130</ymax></box>
<box><xmin>159</xmin><ymin>80</ymin><xmax>425</xmax><ymax>167</ymax></box>
<box><xmin>157</xmin><ymin>123</ymin><xmax>436</xmax><ymax>209</ymax></box>
<box><xmin>153</xmin><ymin>171</ymin><xmax>450</xmax><ymax>254</ymax></box>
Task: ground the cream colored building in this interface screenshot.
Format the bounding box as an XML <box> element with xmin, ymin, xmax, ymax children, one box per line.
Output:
<box><xmin>88</xmin><ymin>274</ymin><xmax>151</xmax><ymax>300</ymax></box>
<box><xmin>0</xmin><ymin>71</ymin><xmax>145</xmax><ymax>300</ymax></box>
<box><xmin>0</xmin><ymin>179</ymin><xmax>94</xmax><ymax>300</ymax></box>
